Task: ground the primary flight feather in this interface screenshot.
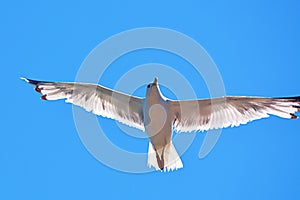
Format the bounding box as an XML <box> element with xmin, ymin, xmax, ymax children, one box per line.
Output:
<box><xmin>22</xmin><ymin>77</ymin><xmax>300</xmax><ymax>171</ymax></box>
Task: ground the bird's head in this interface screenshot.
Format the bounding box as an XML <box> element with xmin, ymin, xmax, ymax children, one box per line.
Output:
<box><xmin>147</xmin><ymin>77</ymin><xmax>158</xmax><ymax>89</ymax></box>
<box><xmin>146</xmin><ymin>77</ymin><xmax>161</xmax><ymax>98</ymax></box>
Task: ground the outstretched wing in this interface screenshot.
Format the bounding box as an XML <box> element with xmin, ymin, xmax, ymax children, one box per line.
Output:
<box><xmin>169</xmin><ymin>96</ymin><xmax>300</xmax><ymax>132</ymax></box>
<box><xmin>22</xmin><ymin>78</ymin><xmax>145</xmax><ymax>130</ymax></box>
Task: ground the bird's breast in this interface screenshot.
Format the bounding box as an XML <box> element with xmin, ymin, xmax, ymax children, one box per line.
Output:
<box><xmin>143</xmin><ymin>100</ymin><xmax>172</xmax><ymax>148</ymax></box>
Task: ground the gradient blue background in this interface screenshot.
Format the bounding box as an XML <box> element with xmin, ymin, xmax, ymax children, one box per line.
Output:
<box><xmin>1</xmin><ymin>1</ymin><xmax>300</xmax><ymax>199</ymax></box>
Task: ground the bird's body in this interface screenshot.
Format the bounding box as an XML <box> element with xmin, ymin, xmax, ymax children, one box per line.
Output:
<box><xmin>143</xmin><ymin>78</ymin><xmax>182</xmax><ymax>170</ymax></box>
<box><xmin>22</xmin><ymin>77</ymin><xmax>300</xmax><ymax>171</ymax></box>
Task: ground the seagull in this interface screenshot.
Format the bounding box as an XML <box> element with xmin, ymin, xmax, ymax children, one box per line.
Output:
<box><xmin>22</xmin><ymin>77</ymin><xmax>300</xmax><ymax>171</ymax></box>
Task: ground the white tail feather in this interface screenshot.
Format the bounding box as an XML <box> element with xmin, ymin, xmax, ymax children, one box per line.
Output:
<box><xmin>147</xmin><ymin>142</ymin><xmax>183</xmax><ymax>172</ymax></box>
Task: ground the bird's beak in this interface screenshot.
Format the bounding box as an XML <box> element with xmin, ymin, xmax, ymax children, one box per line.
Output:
<box><xmin>153</xmin><ymin>77</ymin><xmax>158</xmax><ymax>85</ymax></box>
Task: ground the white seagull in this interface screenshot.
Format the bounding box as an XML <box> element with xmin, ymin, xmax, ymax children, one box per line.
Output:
<box><xmin>22</xmin><ymin>77</ymin><xmax>300</xmax><ymax>171</ymax></box>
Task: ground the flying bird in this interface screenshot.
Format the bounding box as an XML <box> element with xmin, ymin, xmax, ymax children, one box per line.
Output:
<box><xmin>22</xmin><ymin>77</ymin><xmax>300</xmax><ymax>171</ymax></box>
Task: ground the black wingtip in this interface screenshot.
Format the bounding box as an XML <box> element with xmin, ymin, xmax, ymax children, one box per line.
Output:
<box><xmin>20</xmin><ymin>77</ymin><xmax>41</xmax><ymax>86</ymax></box>
<box><xmin>291</xmin><ymin>113</ymin><xmax>298</xmax><ymax>119</ymax></box>
<box><xmin>41</xmin><ymin>94</ymin><xmax>47</xmax><ymax>100</ymax></box>
<box><xmin>279</xmin><ymin>96</ymin><xmax>300</xmax><ymax>101</ymax></box>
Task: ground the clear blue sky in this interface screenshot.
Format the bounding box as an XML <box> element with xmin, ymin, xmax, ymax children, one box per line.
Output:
<box><xmin>1</xmin><ymin>1</ymin><xmax>300</xmax><ymax>199</ymax></box>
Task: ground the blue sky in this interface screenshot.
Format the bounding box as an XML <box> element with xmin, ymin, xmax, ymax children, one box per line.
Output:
<box><xmin>1</xmin><ymin>0</ymin><xmax>300</xmax><ymax>199</ymax></box>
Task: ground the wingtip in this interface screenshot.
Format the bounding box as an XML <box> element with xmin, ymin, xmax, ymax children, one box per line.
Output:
<box><xmin>41</xmin><ymin>95</ymin><xmax>47</xmax><ymax>100</ymax></box>
<box><xmin>291</xmin><ymin>113</ymin><xmax>298</xmax><ymax>119</ymax></box>
<box><xmin>20</xmin><ymin>77</ymin><xmax>29</xmax><ymax>82</ymax></box>
<box><xmin>35</xmin><ymin>87</ymin><xmax>42</xmax><ymax>94</ymax></box>
<box><xmin>20</xmin><ymin>77</ymin><xmax>40</xmax><ymax>86</ymax></box>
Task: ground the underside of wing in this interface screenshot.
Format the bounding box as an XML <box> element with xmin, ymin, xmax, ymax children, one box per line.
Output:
<box><xmin>22</xmin><ymin>78</ymin><xmax>145</xmax><ymax>131</ymax></box>
<box><xmin>169</xmin><ymin>96</ymin><xmax>300</xmax><ymax>132</ymax></box>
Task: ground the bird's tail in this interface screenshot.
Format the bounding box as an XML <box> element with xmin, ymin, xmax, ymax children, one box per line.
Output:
<box><xmin>147</xmin><ymin>142</ymin><xmax>183</xmax><ymax>172</ymax></box>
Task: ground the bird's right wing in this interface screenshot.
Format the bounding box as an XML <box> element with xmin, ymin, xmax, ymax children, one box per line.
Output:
<box><xmin>169</xmin><ymin>96</ymin><xmax>300</xmax><ymax>133</ymax></box>
<box><xmin>22</xmin><ymin>78</ymin><xmax>145</xmax><ymax>131</ymax></box>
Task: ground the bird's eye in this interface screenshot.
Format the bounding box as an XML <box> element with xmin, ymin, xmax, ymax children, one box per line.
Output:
<box><xmin>147</xmin><ymin>84</ymin><xmax>151</xmax><ymax>88</ymax></box>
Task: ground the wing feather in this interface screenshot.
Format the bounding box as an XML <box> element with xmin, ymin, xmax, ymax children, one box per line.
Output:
<box><xmin>169</xmin><ymin>96</ymin><xmax>300</xmax><ymax>132</ymax></box>
<box><xmin>22</xmin><ymin>78</ymin><xmax>145</xmax><ymax>130</ymax></box>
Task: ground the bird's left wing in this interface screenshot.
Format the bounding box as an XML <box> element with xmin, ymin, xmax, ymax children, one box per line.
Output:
<box><xmin>169</xmin><ymin>96</ymin><xmax>300</xmax><ymax>132</ymax></box>
<box><xmin>22</xmin><ymin>78</ymin><xmax>145</xmax><ymax>131</ymax></box>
